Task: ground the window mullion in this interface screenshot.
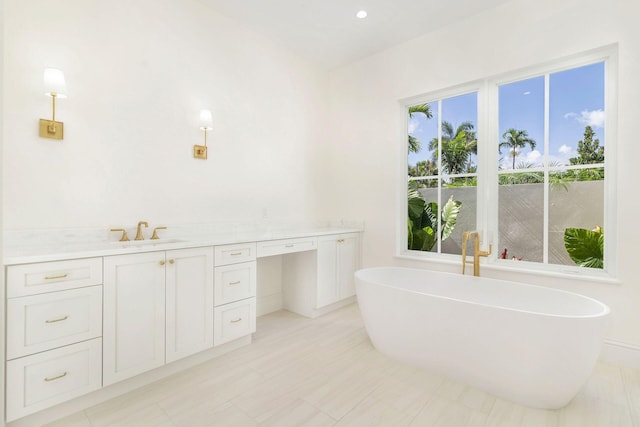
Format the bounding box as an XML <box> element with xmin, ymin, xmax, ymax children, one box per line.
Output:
<box><xmin>543</xmin><ymin>73</ymin><xmax>550</xmax><ymax>264</ymax></box>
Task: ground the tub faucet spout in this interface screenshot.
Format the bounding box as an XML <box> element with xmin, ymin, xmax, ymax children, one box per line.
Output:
<box><xmin>461</xmin><ymin>231</ymin><xmax>492</xmax><ymax>276</ymax></box>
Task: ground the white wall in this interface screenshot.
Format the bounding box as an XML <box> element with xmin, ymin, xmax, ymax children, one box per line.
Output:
<box><xmin>2</xmin><ymin>0</ymin><xmax>327</xmax><ymax>230</ymax></box>
<box><xmin>1</xmin><ymin>0</ymin><xmax>6</xmax><ymax>422</ymax></box>
<box><xmin>321</xmin><ymin>0</ymin><xmax>640</xmax><ymax>358</ymax></box>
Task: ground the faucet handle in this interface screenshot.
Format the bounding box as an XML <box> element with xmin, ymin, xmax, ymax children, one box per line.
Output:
<box><xmin>151</xmin><ymin>226</ymin><xmax>167</xmax><ymax>240</ymax></box>
<box><xmin>110</xmin><ymin>228</ymin><xmax>130</xmax><ymax>242</ymax></box>
<box><xmin>478</xmin><ymin>244</ymin><xmax>493</xmax><ymax>257</ymax></box>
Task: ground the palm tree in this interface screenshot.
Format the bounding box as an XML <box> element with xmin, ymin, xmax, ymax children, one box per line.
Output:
<box><xmin>499</xmin><ymin>128</ymin><xmax>536</xmax><ymax>170</ymax></box>
<box><xmin>407</xmin><ymin>104</ymin><xmax>432</xmax><ymax>153</ymax></box>
<box><xmin>428</xmin><ymin>121</ymin><xmax>477</xmax><ymax>174</ymax></box>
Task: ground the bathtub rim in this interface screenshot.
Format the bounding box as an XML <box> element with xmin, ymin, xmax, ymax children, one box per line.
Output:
<box><xmin>355</xmin><ymin>266</ymin><xmax>611</xmax><ymax>319</ymax></box>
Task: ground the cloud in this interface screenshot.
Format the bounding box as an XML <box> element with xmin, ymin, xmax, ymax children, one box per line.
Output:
<box><xmin>564</xmin><ymin>109</ymin><xmax>605</xmax><ymax>128</ymax></box>
<box><xmin>526</xmin><ymin>150</ymin><xmax>541</xmax><ymax>163</ymax></box>
<box><xmin>558</xmin><ymin>144</ymin><xmax>572</xmax><ymax>154</ymax></box>
<box><xmin>408</xmin><ymin>118</ymin><xmax>419</xmax><ymax>134</ymax></box>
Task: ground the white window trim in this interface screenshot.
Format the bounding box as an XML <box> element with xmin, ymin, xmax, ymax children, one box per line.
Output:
<box><xmin>399</xmin><ymin>44</ymin><xmax>618</xmax><ymax>282</ymax></box>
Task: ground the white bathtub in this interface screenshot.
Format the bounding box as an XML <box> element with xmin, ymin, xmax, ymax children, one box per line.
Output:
<box><xmin>355</xmin><ymin>267</ymin><xmax>610</xmax><ymax>409</ymax></box>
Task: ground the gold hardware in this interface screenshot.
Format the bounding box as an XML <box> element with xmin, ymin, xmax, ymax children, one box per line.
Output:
<box><xmin>110</xmin><ymin>228</ymin><xmax>130</xmax><ymax>242</ymax></box>
<box><xmin>194</xmin><ymin>110</ymin><xmax>212</xmax><ymax>159</ymax></box>
<box><xmin>135</xmin><ymin>221</ymin><xmax>148</xmax><ymax>240</ymax></box>
<box><xmin>337</xmin><ymin>239</ymin><xmax>345</xmax><ymax>243</ymax></box>
<box><xmin>159</xmin><ymin>260</ymin><xmax>165</xmax><ymax>266</ymax></box>
<box><xmin>169</xmin><ymin>259</ymin><xmax>175</xmax><ymax>264</ymax></box>
<box><xmin>44</xmin><ymin>273</ymin><xmax>68</xmax><ymax>280</ymax></box>
<box><xmin>461</xmin><ymin>231</ymin><xmax>492</xmax><ymax>276</ymax></box>
<box><xmin>45</xmin><ymin>315</ymin><xmax>69</xmax><ymax>323</ymax></box>
<box><xmin>194</xmin><ymin>144</ymin><xmax>207</xmax><ymax>160</ymax></box>
<box><xmin>151</xmin><ymin>226</ymin><xmax>167</xmax><ymax>240</ymax></box>
<box><xmin>40</xmin><ymin>69</ymin><xmax>66</xmax><ymax>140</ymax></box>
<box><xmin>230</xmin><ymin>318</ymin><xmax>242</xmax><ymax>323</ymax></box>
<box><xmin>229</xmin><ymin>281</ymin><xmax>241</xmax><ymax>285</ymax></box>
<box><xmin>39</xmin><ymin>91</ymin><xmax>64</xmax><ymax>140</ymax></box>
<box><xmin>44</xmin><ymin>372</ymin><xmax>68</xmax><ymax>382</ymax></box>
<box><xmin>285</xmin><ymin>244</ymin><xmax>294</xmax><ymax>248</ymax></box>
<box><xmin>230</xmin><ymin>252</ymin><xmax>243</xmax><ymax>256</ymax></box>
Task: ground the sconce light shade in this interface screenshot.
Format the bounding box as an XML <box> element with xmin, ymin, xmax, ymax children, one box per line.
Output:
<box><xmin>43</xmin><ymin>68</ymin><xmax>67</xmax><ymax>98</ymax></box>
<box><xmin>199</xmin><ymin>109</ymin><xmax>213</xmax><ymax>130</ymax></box>
<box><xmin>39</xmin><ymin>68</ymin><xmax>66</xmax><ymax>140</ymax></box>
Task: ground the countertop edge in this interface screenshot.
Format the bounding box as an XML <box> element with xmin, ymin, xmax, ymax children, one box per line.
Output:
<box><xmin>4</xmin><ymin>227</ymin><xmax>364</xmax><ymax>265</ymax></box>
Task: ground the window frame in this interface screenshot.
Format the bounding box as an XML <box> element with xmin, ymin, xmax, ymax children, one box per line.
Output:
<box><xmin>398</xmin><ymin>45</ymin><xmax>618</xmax><ymax>281</ymax></box>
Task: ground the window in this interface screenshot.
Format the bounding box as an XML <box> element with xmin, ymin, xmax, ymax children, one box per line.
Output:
<box><xmin>407</xmin><ymin>91</ymin><xmax>478</xmax><ymax>256</ymax></box>
<box><xmin>403</xmin><ymin>47</ymin><xmax>616</xmax><ymax>277</ymax></box>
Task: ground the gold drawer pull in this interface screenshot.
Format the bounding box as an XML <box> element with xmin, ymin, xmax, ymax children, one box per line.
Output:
<box><xmin>45</xmin><ymin>315</ymin><xmax>69</xmax><ymax>324</ymax></box>
<box><xmin>230</xmin><ymin>252</ymin><xmax>243</xmax><ymax>256</ymax></box>
<box><xmin>230</xmin><ymin>317</ymin><xmax>242</xmax><ymax>323</ymax></box>
<box><xmin>44</xmin><ymin>372</ymin><xmax>68</xmax><ymax>382</ymax></box>
<box><xmin>337</xmin><ymin>239</ymin><xmax>345</xmax><ymax>243</ymax></box>
<box><xmin>229</xmin><ymin>281</ymin><xmax>241</xmax><ymax>285</ymax></box>
<box><xmin>285</xmin><ymin>244</ymin><xmax>294</xmax><ymax>248</ymax></box>
<box><xmin>44</xmin><ymin>273</ymin><xmax>68</xmax><ymax>280</ymax></box>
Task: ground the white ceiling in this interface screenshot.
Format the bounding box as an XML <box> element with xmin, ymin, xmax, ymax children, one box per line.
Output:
<box><xmin>199</xmin><ymin>0</ymin><xmax>513</xmax><ymax>70</ymax></box>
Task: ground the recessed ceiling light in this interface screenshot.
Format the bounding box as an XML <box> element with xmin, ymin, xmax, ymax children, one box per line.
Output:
<box><xmin>356</xmin><ymin>10</ymin><xmax>368</xmax><ymax>19</ymax></box>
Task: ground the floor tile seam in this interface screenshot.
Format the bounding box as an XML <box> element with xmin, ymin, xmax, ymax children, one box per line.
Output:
<box><xmin>157</xmin><ymin>404</ymin><xmax>179</xmax><ymax>427</ymax></box>
<box><xmin>349</xmin><ymin>377</ymin><xmax>436</xmax><ymax>425</ymax></box>
<box><xmin>318</xmin><ymin>374</ymin><xmax>388</xmax><ymax>423</ymax></box>
<box><xmin>228</xmin><ymin>399</ymin><xmax>262</xmax><ymax>425</ymax></box>
<box><xmin>620</xmin><ymin>370</ymin><xmax>640</xmax><ymax>417</ymax></box>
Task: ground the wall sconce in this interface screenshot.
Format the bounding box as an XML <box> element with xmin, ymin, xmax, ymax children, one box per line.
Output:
<box><xmin>39</xmin><ymin>68</ymin><xmax>66</xmax><ymax>140</ymax></box>
<box><xmin>194</xmin><ymin>109</ymin><xmax>212</xmax><ymax>159</ymax></box>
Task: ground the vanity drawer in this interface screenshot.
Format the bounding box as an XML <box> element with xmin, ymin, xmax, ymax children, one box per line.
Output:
<box><xmin>6</xmin><ymin>338</ymin><xmax>102</xmax><ymax>422</ymax></box>
<box><xmin>214</xmin><ymin>242</ymin><xmax>257</xmax><ymax>266</ymax></box>
<box><xmin>7</xmin><ymin>257</ymin><xmax>103</xmax><ymax>298</ymax></box>
<box><xmin>256</xmin><ymin>237</ymin><xmax>317</xmax><ymax>257</ymax></box>
<box><xmin>214</xmin><ymin>298</ymin><xmax>256</xmax><ymax>346</ymax></box>
<box><xmin>7</xmin><ymin>286</ymin><xmax>103</xmax><ymax>360</ymax></box>
<box><xmin>214</xmin><ymin>261</ymin><xmax>256</xmax><ymax>306</ymax></box>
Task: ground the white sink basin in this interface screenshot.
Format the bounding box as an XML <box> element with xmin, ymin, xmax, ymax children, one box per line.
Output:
<box><xmin>112</xmin><ymin>239</ymin><xmax>187</xmax><ymax>248</ymax></box>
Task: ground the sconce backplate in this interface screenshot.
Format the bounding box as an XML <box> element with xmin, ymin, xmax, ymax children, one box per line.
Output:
<box><xmin>194</xmin><ymin>145</ymin><xmax>208</xmax><ymax>159</ymax></box>
<box><xmin>39</xmin><ymin>119</ymin><xmax>64</xmax><ymax>140</ymax></box>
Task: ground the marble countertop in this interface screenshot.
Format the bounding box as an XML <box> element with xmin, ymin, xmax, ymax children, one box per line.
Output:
<box><xmin>3</xmin><ymin>223</ymin><xmax>363</xmax><ymax>265</ymax></box>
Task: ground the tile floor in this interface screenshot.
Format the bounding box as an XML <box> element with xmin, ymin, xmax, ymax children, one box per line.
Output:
<box><xmin>46</xmin><ymin>304</ymin><xmax>639</xmax><ymax>426</ymax></box>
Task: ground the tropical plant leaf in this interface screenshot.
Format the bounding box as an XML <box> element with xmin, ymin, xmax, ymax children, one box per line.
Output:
<box><xmin>564</xmin><ymin>227</ymin><xmax>604</xmax><ymax>269</ymax></box>
<box><xmin>440</xmin><ymin>196</ymin><xmax>462</xmax><ymax>241</ymax></box>
<box><xmin>408</xmin><ymin>197</ymin><xmax>425</xmax><ymax>225</ymax></box>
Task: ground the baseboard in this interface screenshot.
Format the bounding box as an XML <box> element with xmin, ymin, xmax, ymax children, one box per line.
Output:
<box><xmin>600</xmin><ymin>339</ymin><xmax>640</xmax><ymax>369</ymax></box>
<box><xmin>257</xmin><ymin>293</ymin><xmax>283</xmax><ymax>316</ymax></box>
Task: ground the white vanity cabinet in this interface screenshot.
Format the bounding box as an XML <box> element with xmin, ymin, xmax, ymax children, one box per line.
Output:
<box><xmin>5</xmin><ymin>258</ymin><xmax>103</xmax><ymax>422</ymax></box>
<box><xmin>103</xmin><ymin>247</ymin><xmax>214</xmax><ymax>386</ymax></box>
<box><xmin>316</xmin><ymin>233</ymin><xmax>359</xmax><ymax>308</ymax></box>
<box><xmin>213</xmin><ymin>243</ymin><xmax>257</xmax><ymax>346</ymax></box>
<box><xmin>282</xmin><ymin>232</ymin><xmax>360</xmax><ymax>318</ymax></box>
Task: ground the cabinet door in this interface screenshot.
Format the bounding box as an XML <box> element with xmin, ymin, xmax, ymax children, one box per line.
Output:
<box><xmin>316</xmin><ymin>237</ymin><xmax>338</xmax><ymax>308</ymax></box>
<box><xmin>337</xmin><ymin>234</ymin><xmax>359</xmax><ymax>299</ymax></box>
<box><xmin>103</xmin><ymin>252</ymin><xmax>166</xmax><ymax>386</ymax></box>
<box><xmin>166</xmin><ymin>247</ymin><xmax>214</xmax><ymax>363</ymax></box>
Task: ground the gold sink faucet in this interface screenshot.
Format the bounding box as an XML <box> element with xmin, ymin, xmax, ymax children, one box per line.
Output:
<box><xmin>135</xmin><ymin>221</ymin><xmax>148</xmax><ymax>240</ymax></box>
<box><xmin>461</xmin><ymin>231</ymin><xmax>492</xmax><ymax>276</ymax></box>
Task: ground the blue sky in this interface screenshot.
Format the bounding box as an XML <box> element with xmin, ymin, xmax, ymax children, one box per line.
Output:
<box><xmin>408</xmin><ymin>61</ymin><xmax>605</xmax><ymax>170</ymax></box>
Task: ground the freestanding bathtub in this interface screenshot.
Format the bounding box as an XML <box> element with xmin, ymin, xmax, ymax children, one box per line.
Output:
<box><xmin>355</xmin><ymin>267</ymin><xmax>610</xmax><ymax>409</ymax></box>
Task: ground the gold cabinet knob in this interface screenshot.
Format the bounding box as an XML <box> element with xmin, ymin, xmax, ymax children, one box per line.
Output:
<box><xmin>159</xmin><ymin>260</ymin><xmax>165</xmax><ymax>266</ymax></box>
<box><xmin>169</xmin><ymin>259</ymin><xmax>175</xmax><ymax>264</ymax></box>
